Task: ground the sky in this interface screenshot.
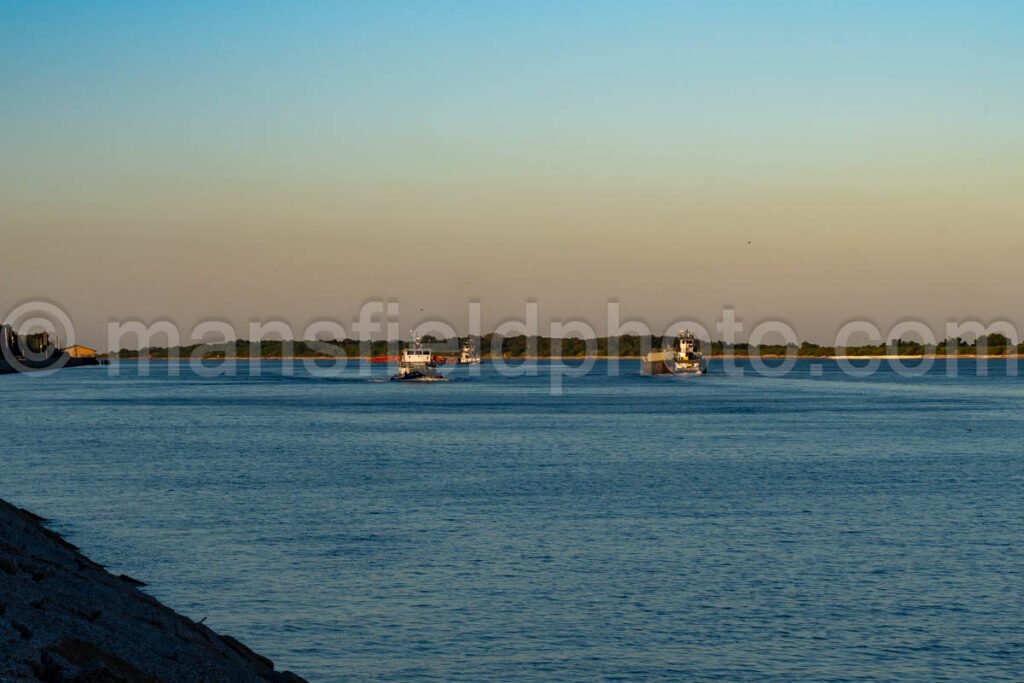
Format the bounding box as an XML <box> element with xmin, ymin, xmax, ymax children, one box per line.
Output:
<box><xmin>2</xmin><ymin>1</ymin><xmax>1022</xmax><ymax>348</ymax></box>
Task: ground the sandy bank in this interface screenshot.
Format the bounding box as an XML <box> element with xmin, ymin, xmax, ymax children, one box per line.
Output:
<box><xmin>0</xmin><ymin>498</ymin><xmax>306</xmax><ymax>682</ymax></box>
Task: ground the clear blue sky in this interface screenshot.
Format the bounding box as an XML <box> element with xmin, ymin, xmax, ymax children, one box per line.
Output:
<box><xmin>3</xmin><ymin>1</ymin><xmax>1022</xmax><ymax>345</ymax></box>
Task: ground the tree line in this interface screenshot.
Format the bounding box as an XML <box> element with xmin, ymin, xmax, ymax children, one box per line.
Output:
<box><xmin>105</xmin><ymin>334</ymin><xmax>1023</xmax><ymax>359</ymax></box>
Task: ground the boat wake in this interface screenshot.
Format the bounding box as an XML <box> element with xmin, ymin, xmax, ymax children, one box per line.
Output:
<box><xmin>393</xmin><ymin>376</ymin><xmax>449</xmax><ymax>383</ymax></box>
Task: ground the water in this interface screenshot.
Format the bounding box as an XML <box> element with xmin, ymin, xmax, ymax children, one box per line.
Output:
<box><xmin>2</xmin><ymin>360</ymin><xmax>1022</xmax><ymax>681</ymax></box>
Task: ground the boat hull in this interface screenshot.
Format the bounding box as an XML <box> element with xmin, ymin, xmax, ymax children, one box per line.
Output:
<box><xmin>641</xmin><ymin>355</ymin><xmax>708</xmax><ymax>375</ymax></box>
<box><xmin>390</xmin><ymin>365</ymin><xmax>442</xmax><ymax>382</ymax></box>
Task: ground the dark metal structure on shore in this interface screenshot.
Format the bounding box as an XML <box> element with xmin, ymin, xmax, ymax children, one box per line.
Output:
<box><xmin>0</xmin><ymin>323</ymin><xmax>104</xmax><ymax>375</ymax></box>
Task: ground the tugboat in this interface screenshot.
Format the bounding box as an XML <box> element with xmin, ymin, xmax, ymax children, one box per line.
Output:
<box><xmin>391</xmin><ymin>334</ymin><xmax>443</xmax><ymax>382</ymax></box>
<box><xmin>457</xmin><ymin>340</ymin><xmax>481</xmax><ymax>365</ymax></box>
<box><xmin>641</xmin><ymin>330</ymin><xmax>708</xmax><ymax>375</ymax></box>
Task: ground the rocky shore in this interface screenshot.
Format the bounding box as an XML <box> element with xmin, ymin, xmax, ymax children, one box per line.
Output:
<box><xmin>0</xmin><ymin>498</ymin><xmax>306</xmax><ymax>682</ymax></box>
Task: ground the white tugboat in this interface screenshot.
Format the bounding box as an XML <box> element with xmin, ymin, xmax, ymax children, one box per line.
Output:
<box><xmin>641</xmin><ymin>330</ymin><xmax>708</xmax><ymax>375</ymax></box>
<box><xmin>391</xmin><ymin>334</ymin><xmax>443</xmax><ymax>382</ymax></box>
<box><xmin>457</xmin><ymin>340</ymin><xmax>481</xmax><ymax>365</ymax></box>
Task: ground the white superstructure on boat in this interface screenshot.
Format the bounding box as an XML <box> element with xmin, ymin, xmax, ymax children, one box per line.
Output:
<box><xmin>457</xmin><ymin>341</ymin><xmax>481</xmax><ymax>365</ymax></box>
<box><xmin>392</xmin><ymin>334</ymin><xmax>442</xmax><ymax>381</ymax></box>
<box><xmin>641</xmin><ymin>330</ymin><xmax>708</xmax><ymax>375</ymax></box>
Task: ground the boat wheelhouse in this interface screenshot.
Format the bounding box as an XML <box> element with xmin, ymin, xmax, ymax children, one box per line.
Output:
<box><xmin>641</xmin><ymin>330</ymin><xmax>708</xmax><ymax>375</ymax></box>
<box><xmin>457</xmin><ymin>341</ymin><xmax>481</xmax><ymax>365</ymax></box>
<box><xmin>391</xmin><ymin>334</ymin><xmax>442</xmax><ymax>381</ymax></box>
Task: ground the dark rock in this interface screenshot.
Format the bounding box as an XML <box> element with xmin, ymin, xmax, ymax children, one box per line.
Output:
<box><xmin>117</xmin><ymin>574</ymin><xmax>146</xmax><ymax>587</ymax></box>
<box><xmin>16</xmin><ymin>505</ymin><xmax>46</xmax><ymax>523</ymax></box>
<box><xmin>0</xmin><ymin>497</ymin><xmax>310</xmax><ymax>682</ymax></box>
<box><xmin>220</xmin><ymin>634</ymin><xmax>276</xmax><ymax>670</ymax></box>
<box><xmin>41</xmin><ymin>639</ymin><xmax>161</xmax><ymax>683</ymax></box>
<box><xmin>12</xmin><ymin>620</ymin><xmax>33</xmax><ymax>640</ymax></box>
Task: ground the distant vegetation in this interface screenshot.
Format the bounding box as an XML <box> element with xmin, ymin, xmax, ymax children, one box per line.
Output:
<box><xmin>104</xmin><ymin>334</ymin><xmax>1022</xmax><ymax>360</ymax></box>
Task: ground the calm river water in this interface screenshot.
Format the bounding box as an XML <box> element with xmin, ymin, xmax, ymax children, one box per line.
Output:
<box><xmin>2</xmin><ymin>359</ymin><xmax>1021</xmax><ymax>681</ymax></box>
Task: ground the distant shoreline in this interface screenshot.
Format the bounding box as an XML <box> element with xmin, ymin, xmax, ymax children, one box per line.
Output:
<box><xmin>106</xmin><ymin>354</ymin><xmax>1022</xmax><ymax>361</ymax></box>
